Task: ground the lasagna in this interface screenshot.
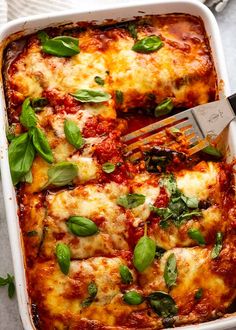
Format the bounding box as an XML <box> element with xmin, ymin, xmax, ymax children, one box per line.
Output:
<box><xmin>3</xmin><ymin>14</ymin><xmax>236</xmax><ymax>330</ymax></box>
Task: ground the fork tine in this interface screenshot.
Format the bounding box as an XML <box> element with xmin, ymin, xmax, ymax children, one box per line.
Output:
<box><xmin>124</xmin><ymin>130</ymin><xmax>166</xmax><ymax>153</ymax></box>
<box><xmin>188</xmin><ymin>139</ymin><xmax>209</xmax><ymax>155</ymax></box>
<box><xmin>122</xmin><ymin>117</ymin><xmax>177</xmax><ymax>142</ymax></box>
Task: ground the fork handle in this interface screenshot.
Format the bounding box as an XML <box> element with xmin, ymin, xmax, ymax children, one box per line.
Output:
<box><xmin>227</xmin><ymin>93</ymin><xmax>236</xmax><ymax>113</ymax></box>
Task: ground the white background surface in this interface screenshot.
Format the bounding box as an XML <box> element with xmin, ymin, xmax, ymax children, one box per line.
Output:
<box><xmin>0</xmin><ymin>1</ymin><xmax>236</xmax><ymax>329</ymax></box>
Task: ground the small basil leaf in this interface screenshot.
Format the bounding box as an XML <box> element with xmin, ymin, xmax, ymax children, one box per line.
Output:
<box><xmin>155</xmin><ymin>246</ymin><xmax>166</xmax><ymax>259</ymax></box>
<box><xmin>115</xmin><ymin>90</ymin><xmax>124</xmax><ymax>104</ymax></box>
<box><xmin>202</xmin><ymin>145</ymin><xmax>222</xmax><ymax>158</ymax></box>
<box><xmin>44</xmin><ymin>162</ymin><xmax>78</xmax><ymax>188</ymax></box>
<box><xmin>26</xmin><ymin>230</ymin><xmax>38</xmax><ymax>237</ymax></box>
<box><xmin>119</xmin><ymin>265</ymin><xmax>133</xmax><ymax>284</ymax></box>
<box><xmin>155</xmin><ymin>98</ymin><xmax>174</xmax><ymax>117</ymax></box>
<box><xmin>56</xmin><ymin>243</ymin><xmax>71</xmax><ymax>275</ymax></box>
<box><xmin>177</xmin><ymin>210</ymin><xmax>202</xmax><ymax>222</ymax></box>
<box><xmin>188</xmin><ymin>228</ymin><xmax>205</xmax><ymax>246</ymax></box>
<box><xmin>38</xmin><ymin>31</ymin><xmax>49</xmax><ymax>43</ymax></box>
<box><xmin>81</xmin><ymin>297</ymin><xmax>93</xmax><ymax>307</ymax></box>
<box><xmin>164</xmin><ymin>253</ymin><xmax>177</xmax><ymax>288</ymax></box>
<box><xmin>133</xmin><ymin>236</ymin><xmax>156</xmax><ymax>272</ymax></box>
<box><xmin>123</xmin><ymin>291</ymin><xmax>143</xmax><ymax>305</ymax></box>
<box><xmin>170</xmin><ymin>127</ymin><xmax>181</xmax><ymax>134</ymax></box>
<box><xmin>42</xmin><ymin>36</ymin><xmax>80</xmax><ymax>57</ymax></box>
<box><xmin>71</xmin><ymin>89</ymin><xmax>111</xmax><ymax>103</ymax></box>
<box><xmin>8</xmin><ymin>132</ymin><xmax>35</xmax><ymax>185</ymax></box>
<box><xmin>148</xmin><ymin>291</ymin><xmax>178</xmax><ymax>318</ymax></box>
<box><xmin>20</xmin><ymin>170</ymin><xmax>33</xmax><ymax>184</ymax></box>
<box><xmin>211</xmin><ymin>232</ymin><xmax>223</xmax><ymax>259</ymax></box>
<box><xmin>117</xmin><ymin>194</ymin><xmax>145</xmax><ymax>209</ymax></box>
<box><xmin>102</xmin><ymin>162</ymin><xmax>115</xmax><ymax>173</ymax></box>
<box><xmin>150</xmin><ymin>206</ymin><xmax>173</xmax><ymax>222</ymax></box>
<box><xmin>64</xmin><ymin>120</ymin><xmax>84</xmax><ymax>149</ymax></box>
<box><xmin>20</xmin><ymin>98</ymin><xmax>37</xmax><ymax>129</ymax></box>
<box><xmin>88</xmin><ymin>282</ymin><xmax>98</xmax><ymax>298</ymax></box>
<box><xmin>31</xmin><ymin>97</ymin><xmax>48</xmax><ymax>111</ymax></box>
<box><xmin>30</xmin><ymin>127</ymin><xmax>53</xmax><ymax>163</ymax></box>
<box><xmin>132</xmin><ymin>35</ymin><xmax>163</xmax><ymax>53</ymax></box>
<box><xmin>94</xmin><ymin>76</ymin><xmax>105</xmax><ymax>86</ymax></box>
<box><xmin>8</xmin><ymin>280</ymin><xmax>15</xmax><ymax>299</ymax></box>
<box><xmin>159</xmin><ymin>174</ymin><xmax>177</xmax><ymax>195</ymax></box>
<box><xmin>195</xmin><ymin>288</ymin><xmax>203</xmax><ymax>300</ymax></box>
<box><xmin>181</xmin><ymin>195</ymin><xmax>199</xmax><ymax>209</ymax></box>
<box><xmin>128</xmin><ymin>23</ymin><xmax>137</xmax><ymax>39</ymax></box>
<box><xmin>67</xmin><ymin>216</ymin><xmax>98</xmax><ymax>237</ymax></box>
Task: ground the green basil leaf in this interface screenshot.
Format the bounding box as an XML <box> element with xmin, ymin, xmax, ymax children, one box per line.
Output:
<box><xmin>155</xmin><ymin>98</ymin><xmax>174</xmax><ymax>117</ymax></box>
<box><xmin>202</xmin><ymin>145</ymin><xmax>222</xmax><ymax>158</ymax></box>
<box><xmin>181</xmin><ymin>195</ymin><xmax>199</xmax><ymax>209</ymax></box>
<box><xmin>115</xmin><ymin>90</ymin><xmax>124</xmax><ymax>104</ymax></box>
<box><xmin>88</xmin><ymin>282</ymin><xmax>98</xmax><ymax>298</ymax></box>
<box><xmin>128</xmin><ymin>23</ymin><xmax>137</xmax><ymax>39</ymax></box>
<box><xmin>150</xmin><ymin>206</ymin><xmax>173</xmax><ymax>222</ymax></box>
<box><xmin>117</xmin><ymin>193</ymin><xmax>145</xmax><ymax>209</ymax></box>
<box><xmin>94</xmin><ymin>76</ymin><xmax>105</xmax><ymax>86</ymax></box>
<box><xmin>30</xmin><ymin>127</ymin><xmax>53</xmax><ymax>163</ymax></box>
<box><xmin>64</xmin><ymin>120</ymin><xmax>84</xmax><ymax>149</ymax></box>
<box><xmin>132</xmin><ymin>35</ymin><xmax>163</xmax><ymax>53</ymax></box>
<box><xmin>81</xmin><ymin>296</ymin><xmax>93</xmax><ymax>307</ymax></box>
<box><xmin>211</xmin><ymin>232</ymin><xmax>223</xmax><ymax>259</ymax></box>
<box><xmin>38</xmin><ymin>31</ymin><xmax>49</xmax><ymax>43</ymax></box>
<box><xmin>20</xmin><ymin>170</ymin><xmax>33</xmax><ymax>184</ymax></box>
<box><xmin>194</xmin><ymin>288</ymin><xmax>203</xmax><ymax>300</ymax></box>
<box><xmin>170</xmin><ymin>127</ymin><xmax>181</xmax><ymax>134</ymax></box>
<box><xmin>8</xmin><ymin>280</ymin><xmax>15</xmax><ymax>299</ymax></box>
<box><xmin>119</xmin><ymin>265</ymin><xmax>133</xmax><ymax>284</ymax></box>
<box><xmin>8</xmin><ymin>132</ymin><xmax>35</xmax><ymax>185</ymax></box>
<box><xmin>31</xmin><ymin>97</ymin><xmax>48</xmax><ymax>111</ymax></box>
<box><xmin>67</xmin><ymin>216</ymin><xmax>98</xmax><ymax>237</ymax></box>
<box><xmin>45</xmin><ymin>162</ymin><xmax>78</xmax><ymax>188</ymax></box>
<box><xmin>133</xmin><ymin>236</ymin><xmax>156</xmax><ymax>272</ymax></box>
<box><xmin>56</xmin><ymin>243</ymin><xmax>71</xmax><ymax>275</ymax></box>
<box><xmin>71</xmin><ymin>89</ymin><xmax>111</xmax><ymax>103</ymax></box>
<box><xmin>20</xmin><ymin>98</ymin><xmax>37</xmax><ymax>129</ymax></box>
<box><xmin>26</xmin><ymin>230</ymin><xmax>38</xmax><ymax>237</ymax></box>
<box><xmin>41</xmin><ymin>36</ymin><xmax>80</xmax><ymax>57</ymax></box>
<box><xmin>177</xmin><ymin>210</ymin><xmax>202</xmax><ymax>223</ymax></box>
<box><xmin>123</xmin><ymin>291</ymin><xmax>143</xmax><ymax>305</ymax></box>
<box><xmin>164</xmin><ymin>253</ymin><xmax>177</xmax><ymax>288</ymax></box>
<box><xmin>148</xmin><ymin>291</ymin><xmax>178</xmax><ymax>318</ymax></box>
<box><xmin>159</xmin><ymin>174</ymin><xmax>177</xmax><ymax>195</ymax></box>
<box><xmin>188</xmin><ymin>228</ymin><xmax>205</xmax><ymax>246</ymax></box>
<box><xmin>102</xmin><ymin>162</ymin><xmax>115</xmax><ymax>173</ymax></box>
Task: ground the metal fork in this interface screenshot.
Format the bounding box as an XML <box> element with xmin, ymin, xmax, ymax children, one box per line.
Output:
<box><xmin>122</xmin><ymin>93</ymin><xmax>236</xmax><ymax>161</ymax></box>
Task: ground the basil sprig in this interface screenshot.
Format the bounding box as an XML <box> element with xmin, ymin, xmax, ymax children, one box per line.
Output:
<box><xmin>64</xmin><ymin>120</ymin><xmax>84</xmax><ymax>149</ymax></box>
<box><xmin>38</xmin><ymin>31</ymin><xmax>80</xmax><ymax>57</ymax></box>
<box><xmin>71</xmin><ymin>89</ymin><xmax>111</xmax><ymax>103</ymax></box>
<box><xmin>94</xmin><ymin>76</ymin><xmax>105</xmax><ymax>86</ymax></box>
<box><xmin>164</xmin><ymin>253</ymin><xmax>177</xmax><ymax>288</ymax></box>
<box><xmin>44</xmin><ymin>162</ymin><xmax>78</xmax><ymax>188</ymax></box>
<box><xmin>56</xmin><ymin>243</ymin><xmax>71</xmax><ymax>275</ymax></box>
<box><xmin>147</xmin><ymin>291</ymin><xmax>177</xmax><ymax>318</ymax></box>
<box><xmin>8</xmin><ymin>132</ymin><xmax>35</xmax><ymax>185</ymax></box>
<box><xmin>123</xmin><ymin>291</ymin><xmax>143</xmax><ymax>305</ymax></box>
<box><xmin>30</xmin><ymin>127</ymin><xmax>53</xmax><ymax>163</ymax></box>
<box><xmin>102</xmin><ymin>162</ymin><xmax>116</xmax><ymax>173</ymax></box>
<box><xmin>151</xmin><ymin>174</ymin><xmax>202</xmax><ymax>228</ymax></box>
<box><xmin>211</xmin><ymin>232</ymin><xmax>223</xmax><ymax>259</ymax></box>
<box><xmin>155</xmin><ymin>98</ymin><xmax>174</xmax><ymax>117</ymax></box>
<box><xmin>202</xmin><ymin>145</ymin><xmax>222</xmax><ymax>159</ymax></box>
<box><xmin>117</xmin><ymin>193</ymin><xmax>145</xmax><ymax>209</ymax></box>
<box><xmin>0</xmin><ymin>273</ymin><xmax>15</xmax><ymax>299</ymax></box>
<box><xmin>119</xmin><ymin>265</ymin><xmax>133</xmax><ymax>284</ymax></box>
<box><xmin>67</xmin><ymin>216</ymin><xmax>98</xmax><ymax>237</ymax></box>
<box><xmin>188</xmin><ymin>228</ymin><xmax>205</xmax><ymax>246</ymax></box>
<box><xmin>133</xmin><ymin>235</ymin><xmax>156</xmax><ymax>272</ymax></box>
<box><xmin>132</xmin><ymin>35</ymin><xmax>163</xmax><ymax>53</ymax></box>
<box><xmin>20</xmin><ymin>98</ymin><xmax>37</xmax><ymax>129</ymax></box>
<box><xmin>81</xmin><ymin>282</ymin><xmax>98</xmax><ymax>307</ymax></box>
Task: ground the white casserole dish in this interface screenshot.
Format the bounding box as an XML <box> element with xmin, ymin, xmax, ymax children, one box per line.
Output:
<box><xmin>0</xmin><ymin>0</ymin><xmax>235</xmax><ymax>329</ymax></box>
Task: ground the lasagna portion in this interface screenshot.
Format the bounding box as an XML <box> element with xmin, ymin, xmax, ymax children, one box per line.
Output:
<box><xmin>4</xmin><ymin>14</ymin><xmax>236</xmax><ymax>330</ymax></box>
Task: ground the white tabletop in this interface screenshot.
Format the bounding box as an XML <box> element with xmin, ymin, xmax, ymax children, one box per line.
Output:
<box><xmin>0</xmin><ymin>2</ymin><xmax>236</xmax><ymax>329</ymax></box>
